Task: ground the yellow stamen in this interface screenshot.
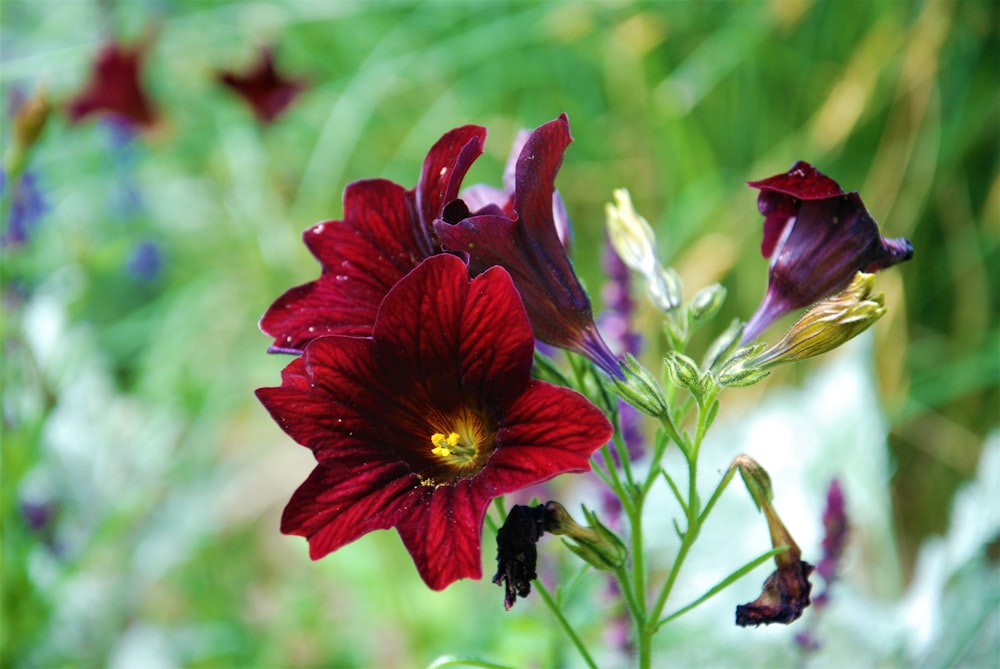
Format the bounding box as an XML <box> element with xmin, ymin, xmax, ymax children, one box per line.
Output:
<box><xmin>431</xmin><ymin>432</ymin><xmax>461</xmax><ymax>457</ymax></box>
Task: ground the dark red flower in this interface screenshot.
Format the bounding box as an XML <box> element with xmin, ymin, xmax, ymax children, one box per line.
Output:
<box><xmin>741</xmin><ymin>161</ymin><xmax>913</xmax><ymax>343</ymax></box>
<box><xmin>259</xmin><ymin>124</ymin><xmax>487</xmax><ymax>353</ymax></box>
<box><xmin>436</xmin><ymin>114</ymin><xmax>623</xmax><ymax>378</ymax></box>
<box><xmin>67</xmin><ymin>39</ymin><xmax>158</xmax><ymax>129</ymax></box>
<box><xmin>217</xmin><ymin>46</ymin><xmax>306</xmax><ymax>124</ymax></box>
<box><xmin>256</xmin><ymin>255</ymin><xmax>612</xmax><ymax>590</ymax></box>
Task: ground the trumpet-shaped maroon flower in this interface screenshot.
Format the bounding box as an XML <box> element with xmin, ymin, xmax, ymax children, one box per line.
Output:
<box><xmin>256</xmin><ymin>254</ymin><xmax>612</xmax><ymax>590</ymax></box>
<box><xmin>741</xmin><ymin>161</ymin><xmax>913</xmax><ymax>343</ymax></box>
<box><xmin>460</xmin><ymin>127</ymin><xmax>574</xmax><ymax>250</ymax></box>
<box><xmin>259</xmin><ymin>124</ymin><xmax>487</xmax><ymax>353</ymax></box>
<box><xmin>217</xmin><ymin>46</ymin><xmax>307</xmax><ymax>124</ymax></box>
<box><xmin>436</xmin><ymin>114</ymin><xmax>623</xmax><ymax>378</ymax></box>
<box><xmin>67</xmin><ymin>38</ymin><xmax>158</xmax><ymax>129</ymax></box>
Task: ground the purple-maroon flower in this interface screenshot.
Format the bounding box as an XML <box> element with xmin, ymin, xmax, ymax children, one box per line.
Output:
<box><xmin>67</xmin><ymin>38</ymin><xmax>158</xmax><ymax>129</ymax></box>
<box><xmin>256</xmin><ymin>255</ymin><xmax>612</xmax><ymax>590</ymax></box>
<box><xmin>436</xmin><ymin>114</ymin><xmax>623</xmax><ymax>378</ymax></box>
<box><xmin>259</xmin><ymin>124</ymin><xmax>487</xmax><ymax>353</ymax></box>
<box><xmin>460</xmin><ymin>128</ymin><xmax>573</xmax><ymax>250</ymax></box>
<box><xmin>217</xmin><ymin>46</ymin><xmax>307</xmax><ymax>124</ymax></box>
<box><xmin>741</xmin><ymin>161</ymin><xmax>913</xmax><ymax>343</ymax></box>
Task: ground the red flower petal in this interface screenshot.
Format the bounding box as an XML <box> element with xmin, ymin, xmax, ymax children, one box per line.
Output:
<box><xmin>747</xmin><ymin>161</ymin><xmax>844</xmax><ymax>201</ymax></box>
<box><xmin>415</xmin><ymin>125</ymin><xmax>488</xmax><ymax>245</ymax></box>
<box><xmin>373</xmin><ymin>255</ymin><xmax>535</xmax><ymax>404</ymax></box>
<box><xmin>280</xmin><ymin>463</ymin><xmax>419</xmax><ymax>559</ymax></box>
<box><xmin>259</xmin><ymin>179</ymin><xmax>415</xmax><ymax>349</ymax></box>
<box><xmin>482</xmin><ymin>381</ymin><xmax>610</xmax><ymax>492</ymax></box>
<box><xmin>260</xmin><ymin>127</ymin><xmax>487</xmax><ymax>352</ymax></box>
<box><xmin>396</xmin><ymin>482</ymin><xmax>493</xmax><ymax>590</ymax></box>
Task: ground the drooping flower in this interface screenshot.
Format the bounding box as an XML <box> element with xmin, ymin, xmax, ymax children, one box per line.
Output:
<box><xmin>259</xmin><ymin>124</ymin><xmax>487</xmax><ymax>353</ymax></box>
<box><xmin>257</xmin><ymin>255</ymin><xmax>612</xmax><ymax>590</ymax></box>
<box><xmin>493</xmin><ymin>501</ymin><xmax>625</xmax><ymax>609</ymax></box>
<box><xmin>493</xmin><ymin>504</ymin><xmax>547</xmax><ymax>610</ymax></box>
<box><xmin>67</xmin><ymin>37</ymin><xmax>158</xmax><ymax>129</ymax></box>
<box><xmin>734</xmin><ymin>455</ymin><xmax>814</xmax><ymax>627</ymax></box>
<box><xmin>436</xmin><ymin>114</ymin><xmax>623</xmax><ymax>378</ymax></box>
<box><xmin>217</xmin><ymin>46</ymin><xmax>307</xmax><ymax>124</ymax></box>
<box><xmin>741</xmin><ymin>161</ymin><xmax>913</xmax><ymax>343</ymax></box>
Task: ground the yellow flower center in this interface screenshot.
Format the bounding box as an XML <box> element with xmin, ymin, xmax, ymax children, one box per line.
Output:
<box><xmin>430</xmin><ymin>430</ymin><xmax>478</xmax><ymax>464</ymax></box>
<box><xmin>417</xmin><ymin>409</ymin><xmax>495</xmax><ymax>487</ymax></box>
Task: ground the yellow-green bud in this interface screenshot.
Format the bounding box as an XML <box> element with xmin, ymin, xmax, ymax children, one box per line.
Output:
<box><xmin>13</xmin><ymin>86</ymin><xmax>51</xmax><ymax>152</ymax></box>
<box><xmin>750</xmin><ymin>272</ymin><xmax>886</xmax><ymax>369</ymax></box>
<box><xmin>605</xmin><ymin>188</ymin><xmax>681</xmax><ymax>311</ymax></box>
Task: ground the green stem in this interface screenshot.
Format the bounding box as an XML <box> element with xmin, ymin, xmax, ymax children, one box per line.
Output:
<box><xmin>535</xmin><ymin>579</ymin><xmax>598</xmax><ymax>669</ymax></box>
<box><xmin>648</xmin><ymin>406</ymin><xmax>705</xmax><ymax>627</ymax></box>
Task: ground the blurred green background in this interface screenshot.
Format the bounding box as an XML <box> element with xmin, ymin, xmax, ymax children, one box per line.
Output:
<box><xmin>2</xmin><ymin>1</ymin><xmax>997</xmax><ymax>667</ymax></box>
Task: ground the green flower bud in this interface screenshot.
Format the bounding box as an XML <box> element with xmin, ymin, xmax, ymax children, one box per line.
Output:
<box><xmin>703</xmin><ymin>319</ymin><xmax>745</xmax><ymax>371</ymax></box>
<box><xmin>664</xmin><ymin>351</ymin><xmax>701</xmax><ymax>391</ymax></box>
<box><xmin>13</xmin><ymin>86</ymin><xmax>50</xmax><ymax>152</ymax></box>
<box><xmin>544</xmin><ymin>502</ymin><xmax>627</xmax><ymax>571</ymax></box>
<box><xmin>716</xmin><ymin>365</ymin><xmax>770</xmax><ymax>388</ymax></box>
<box><xmin>611</xmin><ymin>354</ymin><xmax>669</xmax><ymax>418</ymax></box>
<box><xmin>690</xmin><ymin>283</ymin><xmax>727</xmax><ymax>323</ymax></box>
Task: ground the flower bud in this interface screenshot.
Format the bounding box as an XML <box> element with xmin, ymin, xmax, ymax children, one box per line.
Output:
<box><xmin>734</xmin><ymin>454</ymin><xmax>774</xmax><ymax>509</ymax></box>
<box><xmin>716</xmin><ymin>365</ymin><xmax>770</xmax><ymax>388</ymax></box>
<box><xmin>664</xmin><ymin>351</ymin><xmax>701</xmax><ymax>391</ymax></box>
<box><xmin>750</xmin><ymin>272</ymin><xmax>886</xmax><ymax>369</ymax></box>
<box><xmin>13</xmin><ymin>86</ymin><xmax>51</xmax><ymax>152</ymax></box>
<box><xmin>606</xmin><ymin>188</ymin><xmax>681</xmax><ymax>311</ymax></box>
<box><xmin>611</xmin><ymin>354</ymin><xmax>669</xmax><ymax>418</ymax></box>
<box><xmin>690</xmin><ymin>283</ymin><xmax>727</xmax><ymax>323</ymax></box>
<box><xmin>703</xmin><ymin>318</ymin><xmax>745</xmax><ymax>371</ymax></box>
<box><xmin>544</xmin><ymin>502</ymin><xmax>627</xmax><ymax>571</ymax></box>
<box><xmin>732</xmin><ymin>455</ymin><xmax>814</xmax><ymax>627</ymax></box>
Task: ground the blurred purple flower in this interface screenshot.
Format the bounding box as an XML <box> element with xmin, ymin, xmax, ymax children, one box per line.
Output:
<box><xmin>742</xmin><ymin>161</ymin><xmax>913</xmax><ymax>343</ymax></box>
<box><xmin>814</xmin><ymin>478</ymin><xmax>848</xmax><ymax>604</ymax></box>
<box><xmin>217</xmin><ymin>46</ymin><xmax>307</xmax><ymax>124</ymax></box>
<box><xmin>126</xmin><ymin>241</ymin><xmax>162</xmax><ymax>282</ymax></box>
<box><xmin>1</xmin><ymin>170</ymin><xmax>47</xmax><ymax>246</ymax></box>
<box><xmin>598</xmin><ymin>235</ymin><xmax>644</xmax><ymax>466</ymax></box>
